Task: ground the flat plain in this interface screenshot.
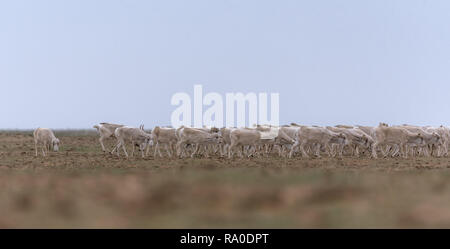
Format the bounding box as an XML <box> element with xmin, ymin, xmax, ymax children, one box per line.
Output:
<box><xmin>1</xmin><ymin>130</ymin><xmax>450</xmax><ymax>228</ymax></box>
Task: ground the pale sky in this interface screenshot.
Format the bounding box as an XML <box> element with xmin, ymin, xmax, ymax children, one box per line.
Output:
<box><xmin>1</xmin><ymin>0</ymin><xmax>449</xmax><ymax>129</ymax></box>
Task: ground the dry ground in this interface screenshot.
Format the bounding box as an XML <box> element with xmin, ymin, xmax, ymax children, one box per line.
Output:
<box><xmin>1</xmin><ymin>130</ymin><xmax>450</xmax><ymax>228</ymax></box>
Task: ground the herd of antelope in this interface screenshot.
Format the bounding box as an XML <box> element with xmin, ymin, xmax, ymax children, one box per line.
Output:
<box><xmin>33</xmin><ymin>122</ymin><xmax>449</xmax><ymax>159</ymax></box>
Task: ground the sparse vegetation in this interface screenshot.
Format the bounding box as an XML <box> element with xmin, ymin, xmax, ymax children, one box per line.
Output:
<box><xmin>1</xmin><ymin>131</ymin><xmax>450</xmax><ymax>228</ymax></box>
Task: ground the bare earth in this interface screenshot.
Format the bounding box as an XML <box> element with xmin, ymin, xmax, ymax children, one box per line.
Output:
<box><xmin>1</xmin><ymin>130</ymin><xmax>450</xmax><ymax>228</ymax></box>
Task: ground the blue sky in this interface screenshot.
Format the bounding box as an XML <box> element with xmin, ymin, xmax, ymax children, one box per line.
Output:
<box><xmin>1</xmin><ymin>0</ymin><xmax>449</xmax><ymax>128</ymax></box>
